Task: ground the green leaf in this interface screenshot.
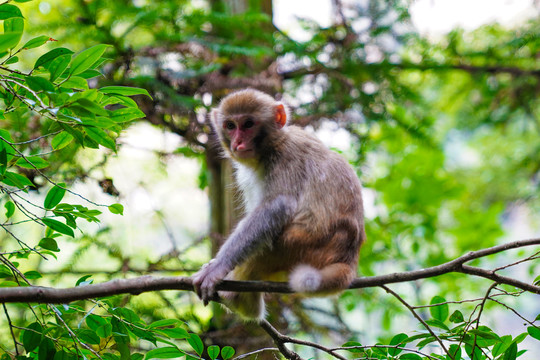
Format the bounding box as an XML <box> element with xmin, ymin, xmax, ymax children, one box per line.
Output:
<box><xmin>0</xmin><ymin>32</ymin><xmax>23</xmax><ymax>53</ymax></box>
<box><xmin>115</xmin><ymin>307</ymin><xmax>142</xmax><ymax>324</ymax></box>
<box><xmin>51</xmin><ymin>132</ymin><xmax>73</xmax><ymax>150</ymax></box>
<box><xmin>5</xmin><ymin>56</ymin><xmax>18</xmax><ymax>64</ymax></box>
<box><xmin>96</xmin><ymin>323</ymin><xmax>113</xmax><ymax>338</ymax></box>
<box><xmin>156</xmin><ymin>328</ymin><xmax>189</xmax><ymax>339</ymax></box>
<box><xmin>145</xmin><ymin>347</ymin><xmax>185</xmax><ymax>360</ymax></box>
<box><xmin>108</xmin><ymin>203</ymin><xmax>124</xmax><ymax>215</ymax></box>
<box><xmin>99</xmin><ymin>86</ymin><xmax>152</xmax><ymax>99</ymax></box>
<box><xmin>85</xmin><ymin>126</ymin><xmax>116</xmax><ymax>151</ymax></box>
<box><xmin>148</xmin><ymin>319</ymin><xmax>181</xmax><ymax>328</ymax></box>
<box><xmin>449</xmin><ymin>310</ymin><xmax>464</xmax><ymax>323</ymax></box>
<box><xmin>38</xmin><ymin>237</ymin><xmax>59</xmax><ymax>252</ymax></box>
<box><xmin>77</xmin><ymin>69</ymin><xmax>102</xmax><ymax>79</ymax></box>
<box><xmin>429</xmin><ymin>295</ymin><xmax>449</xmax><ymax>322</ymax></box>
<box><xmin>527</xmin><ymin>326</ymin><xmax>540</xmax><ymax>341</ymax></box>
<box><xmin>34</xmin><ymin>48</ymin><xmax>74</xmax><ymax>70</ymax></box>
<box><xmin>38</xmin><ymin>338</ymin><xmax>57</xmax><ymax>359</ymax></box>
<box><xmin>23</xmin><ymin>270</ymin><xmax>42</xmax><ymax>279</ymax></box>
<box><xmin>445</xmin><ymin>344</ymin><xmax>461</xmax><ymax>360</ymax></box>
<box><xmin>341</xmin><ymin>341</ymin><xmax>363</xmax><ymax>353</ymax></box>
<box><xmin>48</xmin><ymin>54</ymin><xmax>71</xmax><ymax>82</ymax></box>
<box><xmin>75</xmin><ymin>275</ymin><xmax>93</xmax><ymax>286</ymax></box>
<box><xmin>4</xmin><ymin>201</ymin><xmax>15</xmax><ymax>218</ymax></box>
<box><xmin>77</xmin><ymin>329</ymin><xmax>100</xmax><ymax>345</ymax></box>
<box><xmin>0</xmin><ymin>4</ymin><xmax>23</xmax><ymax>20</ymax></box>
<box><xmin>400</xmin><ymin>354</ymin><xmax>422</xmax><ymax>360</ymax></box>
<box><xmin>21</xmin><ymin>322</ymin><xmax>43</xmax><ymax>352</ymax></box>
<box><xmin>388</xmin><ymin>333</ymin><xmax>408</xmax><ymax>356</ymax></box>
<box><xmin>75</xmin><ymin>98</ymin><xmax>108</xmax><ymax>116</ymax></box>
<box><xmin>0</xmin><ymin>148</ymin><xmax>7</xmax><ymax>175</ymax></box>
<box><xmin>60</xmin><ymin>76</ymin><xmax>89</xmax><ymax>90</ymax></box>
<box><xmin>69</xmin><ymin>44</ymin><xmax>109</xmax><ymax>76</ymax></box>
<box><xmin>85</xmin><ymin>314</ymin><xmax>107</xmax><ymax>331</ymax></box>
<box><xmin>110</xmin><ymin>107</ymin><xmax>146</xmax><ymax>123</ymax></box>
<box><xmin>25</xmin><ymin>75</ymin><xmax>55</xmax><ymax>92</ymax></box>
<box><xmin>221</xmin><ymin>346</ymin><xmax>235</xmax><ymax>360</ymax></box>
<box><xmin>15</xmin><ymin>156</ymin><xmax>50</xmax><ymax>169</ymax></box>
<box><xmin>44</xmin><ymin>183</ymin><xmax>66</xmax><ymax>209</ymax></box>
<box><xmin>0</xmin><ymin>264</ymin><xmax>12</xmax><ymax>277</ymax></box>
<box><xmin>425</xmin><ymin>318</ymin><xmax>450</xmax><ymax>331</ymax></box>
<box><xmin>188</xmin><ymin>333</ymin><xmax>204</xmax><ymax>356</ymax></box>
<box><xmin>42</xmin><ymin>218</ymin><xmax>75</xmax><ymax>237</ymax></box>
<box><xmin>503</xmin><ymin>341</ymin><xmax>517</xmax><ymax>360</ymax></box>
<box><xmin>208</xmin><ymin>345</ymin><xmax>220</xmax><ymax>360</ymax></box>
<box><xmin>3</xmin><ymin>171</ymin><xmax>34</xmax><ymax>189</ymax></box>
<box><xmin>22</xmin><ymin>35</ymin><xmax>51</xmax><ymax>50</ymax></box>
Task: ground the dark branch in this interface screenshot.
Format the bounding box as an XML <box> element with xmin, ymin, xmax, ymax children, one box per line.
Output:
<box><xmin>0</xmin><ymin>238</ymin><xmax>538</xmax><ymax>304</ymax></box>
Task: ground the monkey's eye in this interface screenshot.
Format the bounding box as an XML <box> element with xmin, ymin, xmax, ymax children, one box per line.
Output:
<box><xmin>224</xmin><ymin>121</ymin><xmax>236</xmax><ymax>130</ymax></box>
<box><xmin>244</xmin><ymin>119</ymin><xmax>255</xmax><ymax>129</ymax></box>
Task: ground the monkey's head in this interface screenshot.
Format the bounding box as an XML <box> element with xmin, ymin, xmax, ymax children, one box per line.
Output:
<box><xmin>210</xmin><ymin>89</ymin><xmax>288</xmax><ymax>163</ymax></box>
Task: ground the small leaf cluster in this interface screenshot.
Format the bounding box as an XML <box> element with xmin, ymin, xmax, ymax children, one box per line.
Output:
<box><xmin>5</xmin><ymin>296</ymin><xmax>235</xmax><ymax>360</ymax></box>
<box><xmin>342</xmin><ymin>295</ymin><xmax>540</xmax><ymax>360</ymax></box>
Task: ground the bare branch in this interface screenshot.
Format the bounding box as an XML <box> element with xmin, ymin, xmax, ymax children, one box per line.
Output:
<box><xmin>0</xmin><ymin>238</ymin><xmax>538</xmax><ymax>304</ymax></box>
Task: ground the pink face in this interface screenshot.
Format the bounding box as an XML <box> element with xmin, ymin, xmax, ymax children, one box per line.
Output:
<box><xmin>223</xmin><ymin>116</ymin><xmax>259</xmax><ymax>159</ymax></box>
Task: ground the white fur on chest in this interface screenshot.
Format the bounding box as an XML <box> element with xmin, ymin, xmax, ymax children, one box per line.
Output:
<box><xmin>234</xmin><ymin>163</ymin><xmax>264</xmax><ymax>213</ymax></box>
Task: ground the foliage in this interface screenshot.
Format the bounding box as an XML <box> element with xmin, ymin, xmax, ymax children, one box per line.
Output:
<box><xmin>0</xmin><ymin>0</ymin><xmax>538</xmax><ymax>359</ymax></box>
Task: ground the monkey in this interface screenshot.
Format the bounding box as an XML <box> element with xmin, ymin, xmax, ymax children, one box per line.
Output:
<box><xmin>192</xmin><ymin>88</ymin><xmax>365</xmax><ymax>320</ymax></box>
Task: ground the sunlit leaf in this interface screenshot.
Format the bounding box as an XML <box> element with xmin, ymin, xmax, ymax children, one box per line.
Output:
<box><xmin>38</xmin><ymin>238</ymin><xmax>59</xmax><ymax>252</ymax></box>
<box><xmin>69</xmin><ymin>44</ymin><xmax>109</xmax><ymax>76</ymax></box>
<box><xmin>34</xmin><ymin>47</ymin><xmax>74</xmax><ymax>69</ymax></box>
<box><xmin>42</xmin><ymin>218</ymin><xmax>74</xmax><ymax>237</ymax></box>
<box><xmin>48</xmin><ymin>54</ymin><xmax>71</xmax><ymax>82</ymax></box>
<box><xmin>188</xmin><ymin>333</ymin><xmax>204</xmax><ymax>356</ymax></box>
<box><xmin>0</xmin><ymin>4</ymin><xmax>23</xmax><ymax>20</ymax></box>
<box><xmin>44</xmin><ymin>183</ymin><xmax>66</xmax><ymax>209</ymax></box>
<box><xmin>208</xmin><ymin>345</ymin><xmax>220</xmax><ymax>360</ymax></box>
<box><xmin>108</xmin><ymin>203</ymin><xmax>124</xmax><ymax>215</ymax></box>
<box><xmin>22</xmin><ymin>35</ymin><xmax>51</xmax><ymax>50</ymax></box>
<box><xmin>51</xmin><ymin>132</ymin><xmax>73</xmax><ymax>150</ymax></box>
<box><xmin>85</xmin><ymin>126</ymin><xmax>116</xmax><ymax>150</ymax></box>
<box><xmin>4</xmin><ymin>201</ymin><xmax>15</xmax><ymax>218</ymax></box>
<box><xmin>145</xmin><ymin>347</ymin><xmax>185</xmax><ymax>359</ymax></box>
<box><xmin>221</xmin><ymin>346</ymin><xmax>235</xmax><ymax>360</ymax></box>
<box><xmin>0</xmin><ymin>32</ymin><xmax>23</xmax><ymax>53</ymax></box>
<box><xmin>429</xmin><ymin>296</ymin><xmax>449</xmax><ymax>322</ymax></box>
<box><xmin>99</xmin><ymin>86</ymin><xmax>152</xmax><ymax>99</ymax></box>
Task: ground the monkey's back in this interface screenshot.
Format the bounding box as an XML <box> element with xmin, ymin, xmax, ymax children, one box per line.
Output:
<box><xmin>266</xmin><ymin>126</ymin><xmax>365</xmax><ymax>272</ymax></box>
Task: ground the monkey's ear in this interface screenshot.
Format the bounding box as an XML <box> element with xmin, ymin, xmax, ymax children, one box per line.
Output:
<box><xmin>210</xmin><ymin>108</ymin><xmax>220</xmax><ymax>129</ymax></box>
<box><xmin>275</xmin><ymin>104</ymin><xmax>287</xmax><ymax>129</ymax></box>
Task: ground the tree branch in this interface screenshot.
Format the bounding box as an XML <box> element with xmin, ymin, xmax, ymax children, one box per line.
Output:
<box><xmin>0</xmin><ymin>238</ymin><xmax>538</xmax><ymax>304</ymax></box>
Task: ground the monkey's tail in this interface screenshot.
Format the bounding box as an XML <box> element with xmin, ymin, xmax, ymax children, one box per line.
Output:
<box><xmin>288</xmin><ymin>263</ymin><xmax>354</xmax><ymax>293</ymax></box>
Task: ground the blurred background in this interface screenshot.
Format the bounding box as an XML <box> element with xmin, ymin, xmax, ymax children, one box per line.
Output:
<box><xmin>1</xmin><ymin>0</ymin><xmax>539</xmax><ymax>358</ymax></box>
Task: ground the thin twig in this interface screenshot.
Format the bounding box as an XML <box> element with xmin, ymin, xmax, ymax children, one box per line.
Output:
<box><xmin>232</xmin><ymin>347</ymin><xmax>279</xmax><ymax>360</ymax></box>
<box><xmin>2</xmin><ymin>303</ymin><xmax>19</xmax><ymax>356</ymax></box>
<box><xmin>381</xmin><ymin>285</ymin><xmax>451</xmax><ymax>359</ymax></box>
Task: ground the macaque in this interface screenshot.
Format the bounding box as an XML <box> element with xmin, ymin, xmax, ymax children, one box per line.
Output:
<box><xmin>192</xmin><ymin>88</ymin><xmax>365</xmax><ymax>320</ymax></box>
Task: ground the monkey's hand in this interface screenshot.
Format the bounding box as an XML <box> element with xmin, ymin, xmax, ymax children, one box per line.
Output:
<box><xmin>192</xmin><ymin>259</ymin><xmax>230</xmax><ymax>305</ymax></box>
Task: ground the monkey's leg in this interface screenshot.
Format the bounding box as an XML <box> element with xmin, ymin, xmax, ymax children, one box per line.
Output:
<box><xmin>289</xmin><ymin>263</ymin><xmax>355</xmax><ymax>293</ymax></box>
<box><xmin>219</xmin><ymin>264</ymin><xmax>266</xmax><ymax>321</ymax></box>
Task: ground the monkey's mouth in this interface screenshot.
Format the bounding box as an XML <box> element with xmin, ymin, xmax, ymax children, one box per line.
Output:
<box><xmin>234</xmin><ymin>148</ymin><xmax>255</xmax><ymax>158</ymax></box>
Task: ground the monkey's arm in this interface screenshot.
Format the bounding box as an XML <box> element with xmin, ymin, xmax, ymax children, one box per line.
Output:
<box><xmin>192</xmin><ymin>195</ymin><xmax>296</xmax><ymax>304</ymax></box>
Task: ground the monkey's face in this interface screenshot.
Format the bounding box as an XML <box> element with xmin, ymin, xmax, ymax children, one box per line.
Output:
<box><xmin>222</xmin><ymin>116</ymin><xmax>259</xmax><ymax>159</ymax></box>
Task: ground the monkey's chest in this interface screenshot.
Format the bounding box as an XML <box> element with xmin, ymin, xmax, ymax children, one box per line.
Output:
<box><xmin>234</xmin><ymin>164</ymin><xmax>265</xmax><ymax>213</ymax></box>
